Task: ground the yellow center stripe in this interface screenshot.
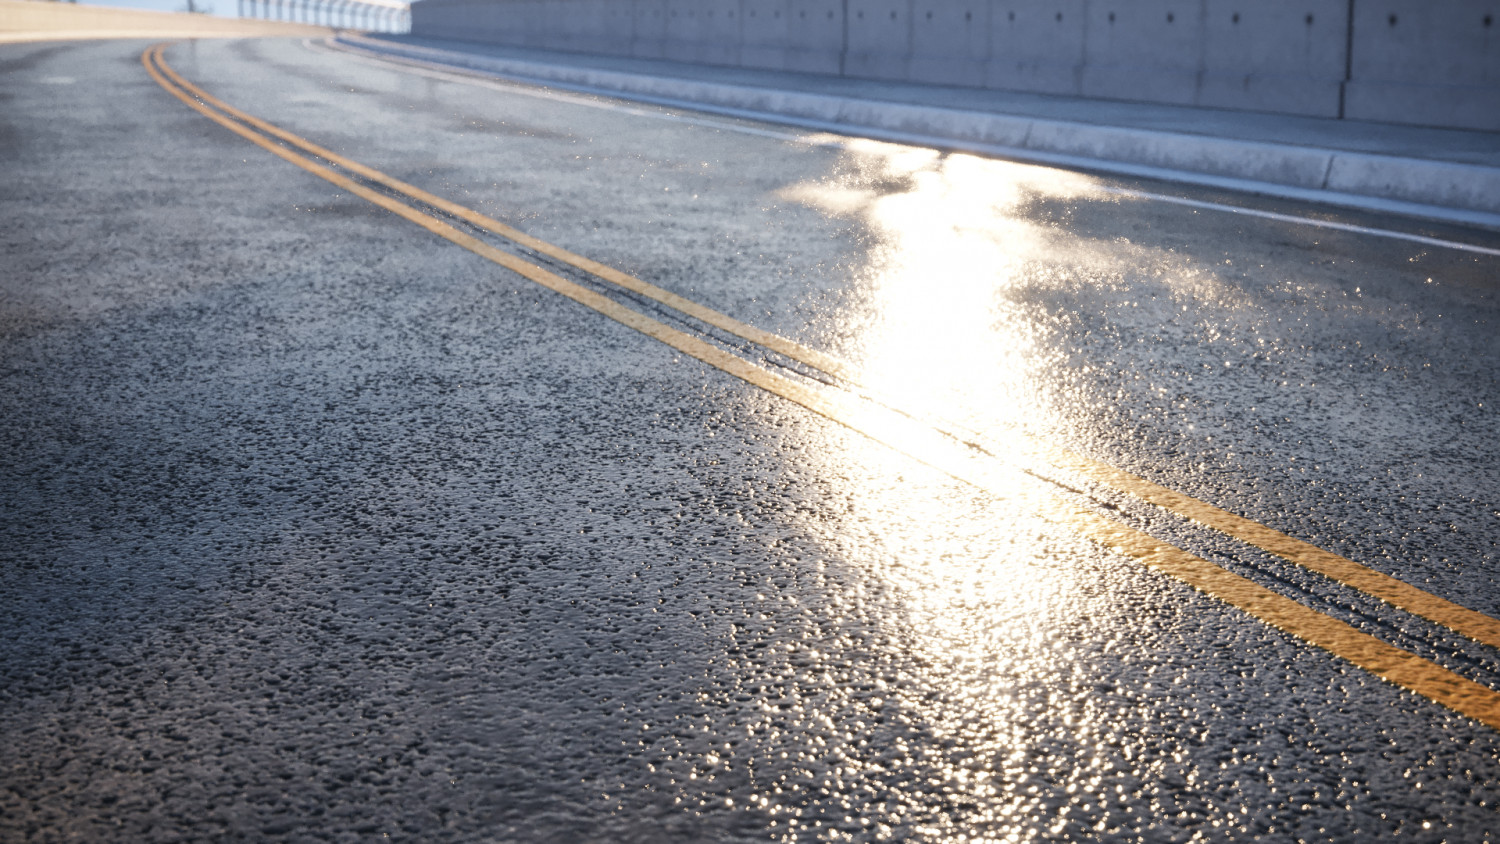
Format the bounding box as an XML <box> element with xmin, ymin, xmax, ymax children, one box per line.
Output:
<box><xmin>143</xmin><ymin>42</ymin><xmax>1500</xmax><ymax>730</ymax></box>
<box><xmin>148</xmin><ymin>50</ymin><xmax>858</xmax><ymax>382</ymax></box>
<box><xmin>149</xmin><ymin>43</ymin><xmax>1500</xmax><ymax>655</ymax></box>
<box><xmin>1035</xmin><ymin>446</ymin><xmax>1500</xmax><ymax>650</ymax></box>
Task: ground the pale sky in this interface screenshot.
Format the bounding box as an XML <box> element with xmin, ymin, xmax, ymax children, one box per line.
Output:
<box><xmin>70</xmin><ymin>0</ymin><xmax>242</xmax><ymax>19</ymax></box>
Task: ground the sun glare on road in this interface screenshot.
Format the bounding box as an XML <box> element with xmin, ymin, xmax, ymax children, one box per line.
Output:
<box><xmin>762</xmin><ymin>142</ymin><xmax>1190</xmax><ymax>840</ymax></box>
<box><xmin>778</xmin><ymin>141</ymin><xmax>1105</xmax><ymax>441</ymax></box>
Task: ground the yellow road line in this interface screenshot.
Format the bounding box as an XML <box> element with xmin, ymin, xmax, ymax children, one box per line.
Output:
<box><xmin>149</xmin><ymin>51</ymin><xmax>857</xmax><ymax>383</ymax></box>
<box><xmin>150</xmin><ymin>42</ymin><xmax>1500</xmax><ymax>654</ymax></box>
<box><xmin>144</xmin><ymin>43</ymin><xmax>1500</xmax><ymax>730</ymax></box>
<box><xmin>1034</xmin><ymin>446</ymin><xmax>1500</xmax><ymax>651</ymax></box>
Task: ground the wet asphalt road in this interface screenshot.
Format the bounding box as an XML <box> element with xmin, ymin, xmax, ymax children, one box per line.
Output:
<box><xmin>3</xmin><ymin>36</ymin><xmax>1500</xmax><ymax>843</ymax></box>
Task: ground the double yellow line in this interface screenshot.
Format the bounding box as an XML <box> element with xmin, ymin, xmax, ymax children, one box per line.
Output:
<box><xmin>143</xmin><ymin>42</ymin><xmax>1500</xmax><ymax>729</ymax></box>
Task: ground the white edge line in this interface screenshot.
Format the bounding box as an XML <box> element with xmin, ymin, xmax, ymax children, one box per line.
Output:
<box><xmin>315</xmin><ymin>37</ymin><xmax>1500</xmax><ymax>257</ymax></box>
<box><xmin>304</xmin><ymin>38</ymin><xmax>830</xmax><ymax>142</ymax></box>
<box><xmin>1097</xmin><ymin>188</ymin><xmax>1500</xmax><ymax>257</ymax></box>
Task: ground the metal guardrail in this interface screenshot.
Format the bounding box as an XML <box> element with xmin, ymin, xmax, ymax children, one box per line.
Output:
<box><xmin>239</xmin><ymin>0</ymin><xmax>408</xmax><ymax>33</ymax></box>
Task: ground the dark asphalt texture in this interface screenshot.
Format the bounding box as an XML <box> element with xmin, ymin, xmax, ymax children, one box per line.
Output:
<box><xmin>3</xmin><ymin>37</ymin><xmax>1500</xmax><ymax>843</ymax></box>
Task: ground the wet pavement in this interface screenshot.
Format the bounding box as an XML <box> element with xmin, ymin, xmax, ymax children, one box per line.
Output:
<box><xmin>2</xmin><ymin>36</ymin><xmax>1499</xmax><ymax>843</ymax></box>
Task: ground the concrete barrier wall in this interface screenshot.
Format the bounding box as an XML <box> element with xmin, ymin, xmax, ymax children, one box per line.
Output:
<box><xmin>1344</xmin><ymin>0</ymin><xmax>1500</xmax><ymax>129</ymax></box>
<box><xmin>410</xmin><ymin>0</ymin><xmax>1500</xmax><ymax>131</ymax></box>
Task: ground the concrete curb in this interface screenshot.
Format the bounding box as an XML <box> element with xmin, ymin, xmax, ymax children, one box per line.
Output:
<box><xmin>332</xmin><ymin>34</ymin><xmax>1500</xmax><ymax>226</ymax></box>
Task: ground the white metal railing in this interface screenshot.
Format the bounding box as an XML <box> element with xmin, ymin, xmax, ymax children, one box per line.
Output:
<box><xmin>238</xmin><ymin>0</ymin><xmax>409</xmax><ymax>33</ymax></box>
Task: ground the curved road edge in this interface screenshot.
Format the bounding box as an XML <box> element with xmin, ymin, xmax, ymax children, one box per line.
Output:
<box><xmin>328</xmin><ymin>31</ymin><xmax>1500</xmax><ymax>231</ymax></box>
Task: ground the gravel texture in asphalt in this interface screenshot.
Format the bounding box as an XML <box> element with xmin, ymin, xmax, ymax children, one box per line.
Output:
<box><xmin>2</xmin><ymin>36</ymin><xmax>1499</xmax><ymax>843</ymax></box>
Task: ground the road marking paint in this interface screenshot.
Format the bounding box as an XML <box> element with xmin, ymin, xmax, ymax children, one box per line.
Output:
<box><xmin>146</xmin><ymin>43</ymin><xmax>1500</xmax><ymax>730</ymax></box>
<box><xmin>151</xmin><ymin>49</ymin><xmax>858</xmax><ymax>383</ymax></box>
<box><xmin>1031</xmin><ymin>444</ymin><xmax>1500</xmax><ymax>651</ymax></box>
<box><xmin>1093</xmin><ymin>187</ymin><xmax>1500</xmax><ymax>258</ymax></box>
<box><xmin>153</xmin><ymin>43</ymin><xmax>1500</xmax><ymax>655</ymax></box>
<box><xmin>303</xmin><ymin>37</ymin><xmax>853</xmax><ymax>146</ymax></box>
<box><xmin>317</xmin><ymin>37</ymin><xmax>1500</xmax><ymax>256</ymax></box>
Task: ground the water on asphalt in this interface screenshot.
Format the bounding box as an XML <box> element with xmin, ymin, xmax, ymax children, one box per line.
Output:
<box><xmin>2</xmin><ymin>37</ymin><xmax>1499</xmax><ymax>843</ymax></box>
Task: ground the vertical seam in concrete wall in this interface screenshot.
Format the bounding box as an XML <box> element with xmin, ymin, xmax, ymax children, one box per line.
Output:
<box><xmin>1193</xmin><ymin>0</ymin><xmax>1206</xmax><ymax>106</ymax></box>
<box><xmin>1339</xmin><ymin>0</ymin><xmax>1355</xmax><ymax>119</ymax></box>
<box><xmin>838</xmin><ymin>0</ymin><xmax>848</xmax><ymax>76</ymax></box>
<box><xmin>904</xmin><ymin>0</ymin><xmax>911</xmax><ymax>77</ymax></box>
<box><xmin>983</xmin><ymin>0</ymin><xmax>992</xmax><ymax>73</ymax></box>
<box><xmin>1081</xmin><ymin>0</ymin><xmax>1093</xmax><ymax>97</ymax></box>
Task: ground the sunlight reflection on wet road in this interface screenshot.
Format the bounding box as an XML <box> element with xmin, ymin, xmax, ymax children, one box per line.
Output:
<box><xmin>770</xmin><ymin>145</ymin><xmax>1153</xmax><ymax>842</ymax></box>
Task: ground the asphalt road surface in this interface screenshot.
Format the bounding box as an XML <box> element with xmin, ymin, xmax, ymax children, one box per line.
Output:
<box><xmin>3</xmin><ymin>36</ymin><xmax>1500</xmax><ymax>843</ymax></box>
